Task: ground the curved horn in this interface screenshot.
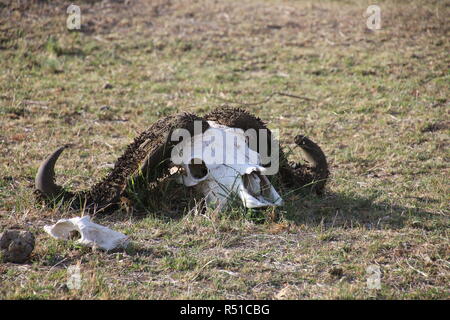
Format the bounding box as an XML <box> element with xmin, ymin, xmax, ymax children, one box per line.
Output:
<box><xmin>35</xmin><ymin>113</ymin><xmax>210</xmax><ymax>213</ymax></box>
<box><xmin>294</xmin><ymin>135</ymin><xmax>327</xmax><ymax>169</ymax></box>
<box><xmin>204</xmin><ymin>107</ymin><xmax>269</xmax><ymax>155</ymax></box>
<box><xmin>35</xmin><ymin>145</ymin><xmax>70</xmax><ymax>196</ymax></box>
<box><xmin>87</xmin><ymin>112</ymin><xmax>209</xmax><ymax>212</ymax></box>
<box><xmin>294</xmin><ymin>134</ymin><xmax>329</xmax><ymax>194</ymax></box>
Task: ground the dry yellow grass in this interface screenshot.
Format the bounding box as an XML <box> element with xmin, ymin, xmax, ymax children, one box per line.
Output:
<box><xmin>0</xmin><ymin>0</ymin><xmax>448</xmax><ymax>299</ymax></box>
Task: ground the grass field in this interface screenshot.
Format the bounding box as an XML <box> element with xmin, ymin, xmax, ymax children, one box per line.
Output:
<box><xmin>0</xmin><ymin>0</ymin><xmax>448</xmax><ymax>299</ymax></box>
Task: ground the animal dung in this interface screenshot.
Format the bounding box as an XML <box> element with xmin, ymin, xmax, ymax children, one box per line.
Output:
<box><xmin>0</xmin><ymin>229</ymin><xmax>35</xmax><ymax>263</ymax></box>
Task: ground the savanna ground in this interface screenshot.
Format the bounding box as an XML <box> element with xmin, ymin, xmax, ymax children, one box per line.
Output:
<box><xmin>0</xmin><ymin>0</ymin><xmax>449</xmax><ymax>299</ymax></box>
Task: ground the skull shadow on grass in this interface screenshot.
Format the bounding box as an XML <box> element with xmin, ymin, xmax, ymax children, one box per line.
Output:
<box><xmin>93</xmin><ymin>172</ymin><xmax>442</xmax><ymax>233</ymax></box>
<box><xmin>279</xmin><ymin>185</ymin><xmax>444</xmax><ymax>231</ymax></box>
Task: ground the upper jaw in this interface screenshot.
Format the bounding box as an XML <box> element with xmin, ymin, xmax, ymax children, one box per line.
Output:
<box><xmin>200</xmin><ymin>166</ymin><xmax>283</xmax><ymax>209</ymax></box>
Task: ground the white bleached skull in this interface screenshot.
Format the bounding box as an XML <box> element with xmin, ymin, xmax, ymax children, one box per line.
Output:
<box><xmin>171</xmin><ymin>121</ymin><xmax>283</xmax><ymax>209</ymax></box>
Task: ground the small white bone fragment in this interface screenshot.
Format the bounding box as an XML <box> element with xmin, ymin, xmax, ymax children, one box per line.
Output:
<box><xmin>44</xmin><ymin>216</ymin><xmax>128</xmax><ymax>251</ymax></box>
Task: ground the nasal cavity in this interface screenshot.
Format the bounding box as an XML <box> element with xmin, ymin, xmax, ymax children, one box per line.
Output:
<box><xmin>243</xmin><ymin>171</ymin><xmax>272</xmax><ymax>199</ymax></box>
<box><xmin>188</xmin><ymin>158</ymin><xmax>209</xmax><ymax>179</ymax></box>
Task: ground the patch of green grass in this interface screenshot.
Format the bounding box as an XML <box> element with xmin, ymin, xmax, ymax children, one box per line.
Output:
<box><xmin>0</xmin><ymin>0</ymin><xmax>448</xmax><ymax>300</ymax></box>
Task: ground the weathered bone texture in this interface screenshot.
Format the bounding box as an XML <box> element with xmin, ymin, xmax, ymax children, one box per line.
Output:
<box><xmin>35</xmin><ymin>107</ymin><xmax>329</xmax><ymax>213</ymax></box>
<box><xmin>173</xmin><ymin>120</ymin><xmax>283</xmax><ymax>209</ymax></box>
<box><xmin>44</xmin><ymin>216</ymin><xmax>128</xmax><ymax>251</ymax></box>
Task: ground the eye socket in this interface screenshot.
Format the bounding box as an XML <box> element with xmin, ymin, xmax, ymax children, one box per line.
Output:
<box><xmin>188</xmin><ymin>158</ymin><xmax>209</xmax><ymax>179</ymax></box>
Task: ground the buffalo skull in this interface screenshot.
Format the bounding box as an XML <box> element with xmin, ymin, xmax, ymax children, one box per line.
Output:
<box><xmin>34</xmin><ymin>107</ymin><xmax>329</xmax><ymax>214</ymax></box>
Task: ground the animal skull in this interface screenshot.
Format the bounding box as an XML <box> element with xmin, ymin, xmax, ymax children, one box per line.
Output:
<box><xmin>171</xmin><ymin>121</ymin><xmax>283</xmax><ymax>209</ymax></box>
<box><xmin>34</xmin><ymin>108</ymin><xmax>329</xmax><ymax>214</ymax></box>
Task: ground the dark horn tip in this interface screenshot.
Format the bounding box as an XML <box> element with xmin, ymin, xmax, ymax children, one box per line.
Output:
<box><xmin>294</xmin><ymin>135</ymin><xmax>312</xmax><ymax>148</ymax></box>
<box><xmin>35</xmin><ymin>145</ymin><xmax>72</xmax><ymax>196</ymax></box>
